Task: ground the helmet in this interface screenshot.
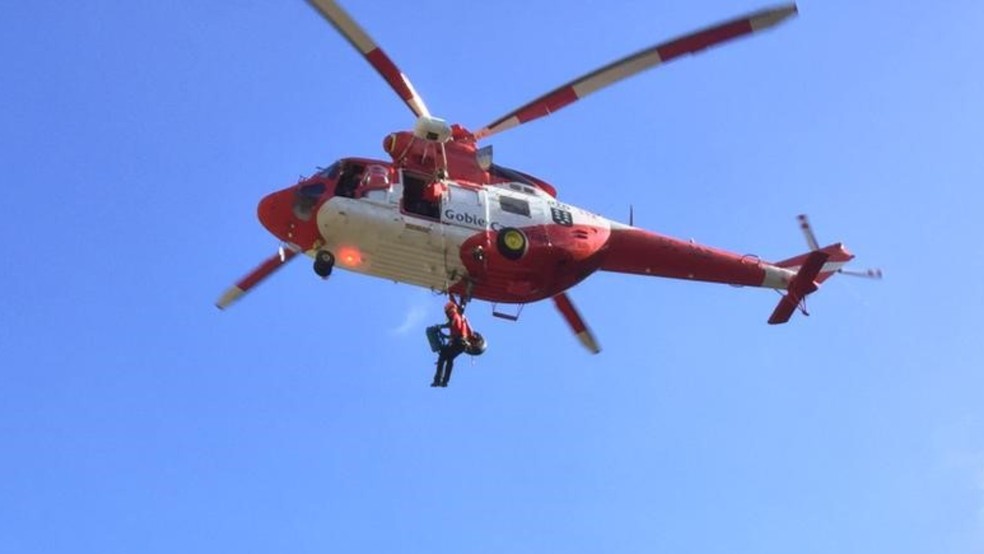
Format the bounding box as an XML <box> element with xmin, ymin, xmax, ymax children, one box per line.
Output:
<box><xmin>444</xmin><ymin>301</ymin><xmax>457</xmax><ymax>314</ymax></box>
<box><xmin>465</xmin><ymin>333</ymin><xmax>487</xmax><ymax>356</ymax></box>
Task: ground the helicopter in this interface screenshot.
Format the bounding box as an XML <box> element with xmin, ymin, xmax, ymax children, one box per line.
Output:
<box><xmin>216</xmin><ymin>0</ymin><xmax>880</xmax><ymax>354</ymax></box>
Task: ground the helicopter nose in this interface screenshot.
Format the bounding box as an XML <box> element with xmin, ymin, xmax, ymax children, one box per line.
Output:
<box><xmin>257</xmin><ymin>190</ymin><xmax>282</xmax><ymax>237</ymax></box>
<box><xmin>255</xmin><ymin>186</ymin><xmax>322</xmax><ymax>251</ymax></box>
<box><xmin>256</xmin><ymin>189</ymin><xmax>295</xmax><ymax>241</ymax></box>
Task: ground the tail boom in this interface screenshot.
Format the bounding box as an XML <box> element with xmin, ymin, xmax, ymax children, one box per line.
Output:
<box><xmin>598</xmin><ymin>223</ymin><xmax>862</xmax><ymax>325</ymax></box>
<box><xmin>600</xmin><ymin>228</ymin><xmax>790</xmax><ymax>288</ymax></box>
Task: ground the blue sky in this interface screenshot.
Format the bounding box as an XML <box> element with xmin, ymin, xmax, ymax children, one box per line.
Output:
<box><xmin>2</xmin><ymin>1</ymin><xmax>983</xmax><ymax>552</ymax></box>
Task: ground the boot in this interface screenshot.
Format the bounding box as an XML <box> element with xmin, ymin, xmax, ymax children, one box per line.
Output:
<box><xmin>431</xmin><ymin>361</ymin><xmax>444</xmax><ymax>387</ymax></box>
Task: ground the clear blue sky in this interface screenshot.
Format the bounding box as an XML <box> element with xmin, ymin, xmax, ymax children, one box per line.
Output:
<box><xmin>2</xmin><ymin>1</ymin><xmax>983</xmax><ymax>553</ymax></box>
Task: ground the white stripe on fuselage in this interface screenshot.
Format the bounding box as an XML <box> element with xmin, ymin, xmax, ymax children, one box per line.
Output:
<box><xmin>316</xmin><ymin>196</ymin><xmax>470</xmax><ymax>292</ymax></box>
<box><xmin>761</xmin><ymin>261</ymin><xmax>847</xmax><ymax>290</ymax></box>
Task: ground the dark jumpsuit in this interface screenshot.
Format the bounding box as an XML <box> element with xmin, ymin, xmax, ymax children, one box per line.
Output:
<box><xmin>432</xmin><ymin>307</ymin><xmax>472</xmax><ymax>387</ymax></box>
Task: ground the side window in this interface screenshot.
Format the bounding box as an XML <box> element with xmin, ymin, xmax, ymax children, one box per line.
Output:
<box><xmin>449</xmin><ymin>185</ymin><xmax>480</xmax><ymax>206</ymax></box>
<box><xmin>335</xmin><ymin>163</ymin><xmax>365</xmax><ymax>198</ymax></box>
<box><xmin>499</xmin><ymin>195</ymin><xmax>530</xmax><ymax>217</ymax></box>
<box><xmin>358</xmin><ymin>165</ymin><xmax>392</xmax><ymax>195</ymax></box>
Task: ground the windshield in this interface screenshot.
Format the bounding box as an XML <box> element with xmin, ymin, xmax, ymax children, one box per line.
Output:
<box><xmin>317</xmin><ymin>162</ymin><xmax>341</xmax><ymax>179</ymax></box>
<box><xmin>293</xmin><ymin>182</ymin><xmax>326</xmax><ymax>221</ymax></box>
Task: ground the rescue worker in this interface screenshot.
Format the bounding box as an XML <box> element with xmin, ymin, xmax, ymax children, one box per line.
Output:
<box><xmin>420</xmin><ymin>180</ymin><xmax>445</xmax><ymax>219</ymax></box>
<box><xmin>431</xmin><ymin>296</ymin><xmax>473</xmax><ymax>387</ymax></box>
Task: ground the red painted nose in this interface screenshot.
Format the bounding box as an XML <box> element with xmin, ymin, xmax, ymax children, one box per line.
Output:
<box><xmin>257</xmin><ymin>187</ymin><xmax>303</xmax><ymax>243</ymax></box>
<box><xmin>257</xmin><ymin>191</ymin><xmax>282</xmax><ymax>238</ymax></box>
<box><xmin>255</xmin><ymin>186</ymin><xmax>321</xmax><ymax>250</ymax></box>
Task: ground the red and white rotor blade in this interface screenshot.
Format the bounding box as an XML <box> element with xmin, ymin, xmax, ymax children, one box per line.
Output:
<box><xmin>305</xmin><ymin>0</ymin><xmax>431</xmax><ymax>118</ymax></box>
<box><xmin>215</xmin><ymin>249</ymin><xmax>298</xmax><ymax>310</ymax></box>
<box><xmin>475</xmin><ymin>3</ymin><xmax>797</xmax><ymax>140</ymax></box>
<box><xmin>553</xmin><ymin>293</ymin><xmax>601</xmax><ymax>354</ymax></box>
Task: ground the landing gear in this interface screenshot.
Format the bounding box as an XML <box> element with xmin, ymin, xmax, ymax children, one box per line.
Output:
<box><xmin>314</xmin><ymin>250</ymin><xmax>335</xmax><ymax>278</ymax></box>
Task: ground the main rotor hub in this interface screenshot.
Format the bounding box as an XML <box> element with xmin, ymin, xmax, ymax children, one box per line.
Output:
<box><xmin>413</xmin><ymin>115</ymin><xmax>452</xmax><ymax>143</ymax></box>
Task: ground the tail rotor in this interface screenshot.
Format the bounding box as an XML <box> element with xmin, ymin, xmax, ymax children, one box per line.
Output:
<box><xmin>767</xmin><ymin>214</ymin><xmax>882</xmax><ymax>324</ymax></box>
<box><xmin>796</xmin><ymin>214</ymin><xmax>882</xmax><ymax>280</ymax></box>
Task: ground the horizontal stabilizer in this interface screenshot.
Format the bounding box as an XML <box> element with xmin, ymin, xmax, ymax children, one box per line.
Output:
<box><xmin>768</xmin><ymin>250</ymin><xmax>828</xmax><ymax>324</ymax></box>
<box><xmin>775</xmin><ymin>242</ymin><xmax>853</xmax><ymax>284</ymax></box>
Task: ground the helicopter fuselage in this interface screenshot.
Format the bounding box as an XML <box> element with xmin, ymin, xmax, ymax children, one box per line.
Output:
<box><xmin>255</xmin><ymin>156</ymin><xmax>846</xmax><ymax>306</ymax></box>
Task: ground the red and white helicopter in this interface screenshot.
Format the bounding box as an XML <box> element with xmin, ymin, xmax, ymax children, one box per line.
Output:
<box><xmin>217</xmin><ymin>0</ymin><xmax>879</xmax><ymax>353</ymax></box>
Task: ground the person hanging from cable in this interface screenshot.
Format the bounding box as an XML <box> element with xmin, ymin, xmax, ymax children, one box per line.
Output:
<box><xmin>430</xmin><ymin>294</ymin><xmax>476</xmax><ymax>387</ymax></box>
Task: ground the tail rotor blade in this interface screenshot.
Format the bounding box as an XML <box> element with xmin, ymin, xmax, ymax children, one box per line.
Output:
<box><xmin>553</xmin><ymin>292</ymin><xmax>601</xmax><ymax>354</ymax></box>
<box><xmin>797</xmin><ymin>214</ymin><xmax>820</xmax><ymax>252</ymax></box>
<box><xmin>306</xmin><ymin>0</ymin><xmax>431</xmax><ymax>118</ymax></box>
<box><xmin>795</xmin><ymin>215</ymin><xmax>882</xmax><ymax>280</ymax></box>
<box><xmin>475</xmin><ymin>4</ymin><xmax>797</xmax><ymax>139</ymax></box>
<box><xmin>838</xmin><ymin>268</ymin><xmax>883</xmax><ymax>279</ymax></box>
<box><xmin>216</xmin><ymin>249</ymin><xmax>298</xmax><ymax>310</ymax></box>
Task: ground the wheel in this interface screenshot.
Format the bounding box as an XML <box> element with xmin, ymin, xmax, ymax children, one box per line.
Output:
<box><xmin>496</xmin><ymin>227</ymin><xmax>528</xmax><ymax>261</ymax></box>
<box><xmin>314</xmin><ymin>250</ymin><xmax>335</xmax><ymax>278</ymax></box>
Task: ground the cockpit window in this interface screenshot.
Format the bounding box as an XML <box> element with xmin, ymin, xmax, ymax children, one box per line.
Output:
<box><xmin>299</xmin><ymin>182</ymin><xmax>326</xmax><ymax>198</ymax></box>
<box><xmin>317</xmin><ymin>162</ymin><xmax>341</xmax><ymax>179</ymax></box>
<box><xmin>293</xmin><ymin>182</ymin><xmax>326</xmax><ymax>221</ymax></box>
<box><xmin>335</xmin><ymin>162</ymin><xmax>365</xmax><ymax>198</ymax></box>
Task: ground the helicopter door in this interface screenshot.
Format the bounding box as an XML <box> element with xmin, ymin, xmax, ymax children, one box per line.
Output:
<box><xmin>439</xmin><ymin>183</ymin><xmax>489</xmax><ymax>285</ymax></box>
<box><xmin>442</xmin><ymin>183</ymin><xmax>489</xmax><ymax>231</ymax></box>
<box><xmin>400</xmin><ymin>171</ymin><xmax>442</xmax><ymax>220</ymax></box>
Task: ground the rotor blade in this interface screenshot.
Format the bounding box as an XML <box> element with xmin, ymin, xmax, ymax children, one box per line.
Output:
<box><xmin>797</xmin><ymin>213</ymin><xmax>820</xmax><ymax>251</ymax></box>
<box><xmin>553</xmin><ymin>293</ymin><xmax>601</xmax><ymax>354</ymax></box>
<box><xmin>305</xmin><ymin>0</ymin><xmax>431</xmax><ymax>118</ymax></box>
<box><xmin>215</xmin><ymin>249</ymin><xmax>298</xmax><ymax>310</ymax></box>
<box><xmin>475</xmin><ymin>4</ymin><xmax>797</xmax><ymax>140</ymax></box>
